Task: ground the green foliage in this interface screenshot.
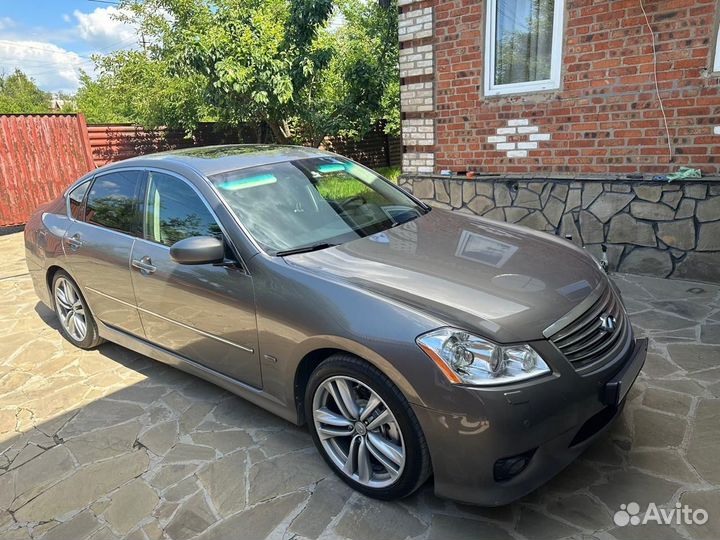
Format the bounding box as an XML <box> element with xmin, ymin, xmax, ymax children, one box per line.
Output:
<box><xmin>0</xmin><ymin>70</ymin><xmax>50</xmax><ymax>114</ymax></box>
<box><xmin>80</xmin><ymin>0</ymin><xmax>399</xmax><ymax>141</ymax></box>
<box><xmin>375</xmin><ymin>165</ymin><xmax>401</xmax><ymax>183</ymax></box>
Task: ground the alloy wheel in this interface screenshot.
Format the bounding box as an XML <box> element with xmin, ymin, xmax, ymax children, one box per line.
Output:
<box><xmin>54</xmin><ymin>277</ymin><xmax>87</xmax><ymax>342</ymax></box>
<box><xmin>312</xmin><ymin>375</ymin><xmax>406</xmax><ymax>488</ymax></box>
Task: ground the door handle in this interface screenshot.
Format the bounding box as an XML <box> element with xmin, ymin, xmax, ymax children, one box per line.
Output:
<box><xmin>131</xmin><ymin>256</ymin><xmax>157</xmax><ymax>275</ymax></box>
<box><xmin>66</xmin><ymin>234</ymin><xmax>83</xmax><ymax>251</ymax></box>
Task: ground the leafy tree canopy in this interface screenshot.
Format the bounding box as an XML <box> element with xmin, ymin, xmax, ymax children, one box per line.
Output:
<box><xmin>0</xmin><ymin>70</ymin><xmax>51</xmax><ymax>114</ymax></box>
<box><xmin>76</xmin><ymin>0</ymin><xmax>399</xmax><ymax>143</ymax></box>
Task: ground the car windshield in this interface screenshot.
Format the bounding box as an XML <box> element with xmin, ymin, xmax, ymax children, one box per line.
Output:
<box><xmin>209</xmin><ymin>157</ymin><xmax>427</xmax><ymax>255</ymax></box>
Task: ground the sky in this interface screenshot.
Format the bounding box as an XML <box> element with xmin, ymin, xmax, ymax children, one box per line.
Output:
<box><xmin>0</xmin><ymin>0</ymin><xmax>139</xmax><ymax>93</ymax></box>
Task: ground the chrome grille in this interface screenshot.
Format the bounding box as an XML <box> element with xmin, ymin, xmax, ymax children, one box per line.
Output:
<box><xmin>548</xmin><ymin>283</ymin><xmax>632</xmax><ymax>372</ymax></box>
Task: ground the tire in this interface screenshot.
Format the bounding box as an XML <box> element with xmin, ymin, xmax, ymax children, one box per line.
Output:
<box><xmin>51</xmin><ymin>270</ymin><xmax>103</xmax><ymax>349</ymax></box>
<box><xmin>305</xmin><ymin>354</ymin><xmax>431</xmax><ymax>500</ymax></box>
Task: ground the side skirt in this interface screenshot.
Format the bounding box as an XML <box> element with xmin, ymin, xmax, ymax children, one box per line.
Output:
<box><xmin>97</xmin><ymin>321</ymin><xmax>300</xmax><ymax>425</ymax></box>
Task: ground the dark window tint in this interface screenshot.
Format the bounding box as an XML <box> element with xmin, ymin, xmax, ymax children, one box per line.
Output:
<box><xmin>144</xmin><ymin>172</ymin><xmax>221</xmax><ymax>247</ymax></box>
<box><xmin>85</xmin><ymin>171</ymin><xmax>143</xmax><ymax>235</ymax></box>
<box><xmin>68</xmin><ymin>181</ymin><xmax>90</xmax><ymax>220</ymax></box>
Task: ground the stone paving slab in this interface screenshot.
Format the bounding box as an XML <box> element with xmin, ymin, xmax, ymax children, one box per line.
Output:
<box><xmin>1</xmin><ymin>231</ymin><xmax>719</xmax><ymax>539</ymax></box>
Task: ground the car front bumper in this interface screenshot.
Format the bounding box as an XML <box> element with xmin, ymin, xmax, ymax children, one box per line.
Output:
<box><xmin>412</xmin><ymin>337</ymin><xmax>647</xmax><ymax>506</ymax></box>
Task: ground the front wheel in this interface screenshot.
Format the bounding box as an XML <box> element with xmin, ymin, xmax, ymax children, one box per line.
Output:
<box><xmin>305</xmin><ymin>355</ymin><xmax>431</xmax><ymax>500</ymax></box>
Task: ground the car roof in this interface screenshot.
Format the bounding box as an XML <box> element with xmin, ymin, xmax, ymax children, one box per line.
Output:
<box><xmin>97</xmin><ymin>144</ymin><xmax>338</xmax><ymax>178</ymax></box>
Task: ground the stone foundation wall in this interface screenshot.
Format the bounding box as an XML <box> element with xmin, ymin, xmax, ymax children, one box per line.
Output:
<box><xmin>398</xmin><ymin>176</ymin><xmax>720</xmax><ymax>284</ymax></box>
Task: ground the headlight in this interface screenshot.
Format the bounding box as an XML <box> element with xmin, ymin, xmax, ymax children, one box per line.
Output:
<box><xmin>416</xmin><ymin>328</ymin><xmax>551</xmax><ymax>386</ymax></box>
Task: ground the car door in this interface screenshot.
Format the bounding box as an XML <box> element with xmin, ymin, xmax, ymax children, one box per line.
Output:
<box><xmin>64</xmin><ymin>169</ymin><xmax>145</xmax><ymax>337</ymax></box>
<box><xmin>129</xmin><ymin>169</ymin><xmax>262</xmax><ymax>388</ymax></box>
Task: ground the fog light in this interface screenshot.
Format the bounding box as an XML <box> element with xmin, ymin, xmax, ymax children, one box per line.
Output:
<box><xmin>493</xmin><ymin>448</ymin><xmax>536</xmax><ymax>482</ymax></box>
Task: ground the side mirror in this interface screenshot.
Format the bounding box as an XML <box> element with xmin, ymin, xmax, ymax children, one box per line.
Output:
<box><xmin>170</xmin><ymin>236</ymin><xmax>225</xmax><ymax>265</ymax></box>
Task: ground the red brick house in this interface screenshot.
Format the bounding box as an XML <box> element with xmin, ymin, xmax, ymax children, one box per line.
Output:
<box><xmin>397</xmin><ymin>0</ymin><xmax>720</xmax><ymax>283</ymax></box>
<box><xmin>399</xmin><ymin>0</ymin><xmax>720</xmax><ymax>176</ymax></box>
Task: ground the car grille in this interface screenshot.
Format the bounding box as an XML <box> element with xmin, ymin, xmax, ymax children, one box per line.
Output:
<box><xmin>547</xmin><ymin>283</ymin><xmax>633</xmax><ymax>372</ymax></box>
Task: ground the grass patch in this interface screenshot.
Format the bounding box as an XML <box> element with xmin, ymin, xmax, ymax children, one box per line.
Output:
<box><xmin>374</xmin><ymin>166</ymin><xmax>401</xmax><ymax>183</ymax></box>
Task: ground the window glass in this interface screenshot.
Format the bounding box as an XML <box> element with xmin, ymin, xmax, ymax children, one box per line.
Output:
<box><xmin>715</xmin><ymin>26</ymin><xmax>720</xmax><ymax>72</ymax></box>
<box><xmin>144</xmin><ymin>172</ymin><xmax>221</xmax><ymax>246</ymax></box>
<box><xmin>85</xmin><ymin>171</ymin><xmax>143</xmax><ymax>235</ymax></box>
<box><xmin>209</xmin><ymin>158</ymin><xmax>425</xmax><ymax>254</ymax></box>
<box><xmin>486</xmin><ymin>0</ymin><xmax>563</xmax><ymax>95</ymax></box>
<box><xmin>68</xmin><ymin>180</ymin><xmax>90</xmax><ymax>220</ymax></box>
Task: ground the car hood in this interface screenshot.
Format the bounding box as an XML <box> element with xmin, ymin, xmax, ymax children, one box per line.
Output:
<box><xmin>284</xmin><ymin>208</ymin><xmax>606</xmax><ymax>343</ymax></box>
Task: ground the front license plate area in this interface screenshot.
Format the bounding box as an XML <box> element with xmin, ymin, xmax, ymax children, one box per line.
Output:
<box><xmin>602</xmin><ymin>338</ymin><xmax>648</xmax><ymax>406</ymax></box>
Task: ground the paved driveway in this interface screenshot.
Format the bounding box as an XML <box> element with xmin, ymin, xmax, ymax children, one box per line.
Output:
<box><xmin>1</xmin><ymin>231</ymin><xmax>718</xmax><ymax>540</ymax></box>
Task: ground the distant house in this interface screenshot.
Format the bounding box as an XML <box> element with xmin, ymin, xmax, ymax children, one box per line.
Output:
<box><xmin>397</xmin><ymin>0</ymin><xmax>720</xmax><ymax>283</ymax></box>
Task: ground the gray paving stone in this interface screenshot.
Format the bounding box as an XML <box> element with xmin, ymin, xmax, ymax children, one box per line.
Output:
<box><xmin>165</xmin><ymin>491</ymin><xmax>216</xmax><ymax>540</ymax></box>
<box><xmin>515</xmin><ymin>507</ymin><xmax>581</xmax><ymax>540</ymax></box>
<box><xmin>162</xmin><ymin>443</ymin><xmax>216</xmax><ymax>463</ymax></box>
<box><xmin>686</xmin><ymin>399</ymin><xmax>720</xmax><ymax>484</ymax></box>
<box><xmin>546</xmin><ymin>494</ymin><xmax>611</xmax><ymax>531</ymax></box>
<box><xmin>65</xmin><ymin>421</ymin><xmax>140</xmax><ymax>465</ymax></box>
<box><xmin>334</xmin><ymin>497</ymin><xmax>426</xmax><ymax>540</ymax></box>
<box><xmin>138</xmin><ymin>421</ymin><xmax>178</xmax><ymax>456</ymax></box>
<box><xmin>58</xmin><ymin>400</ymin><xmax>145</xmax><ymax>439</ymax></box>
<box><xmin>680</xmin><ymin>489</ymin><xmax>720</xmax><ymax>540</ymax></box>
<box><xmin>14</xmin><ymin>450</ymin><xmax>149</xmax><ymax>523</ymax></box>
<box><xmin>103</xmin><ymin>479</ymin><xmax>159</xmax><ymax>535</ymax></box>
<box><xmin>289</xmin><ymin>477</ymin><xmax>354</xmax><ymax>538</ymax></box>
<box><xmin>590</xmin><ymin>470</ymin><xmax>680</xmax><ymax>509</ymax></box>
<box><xmin>632</xmin><ymin>408</ymin><xmax>686</xmax><ymax>448</ymax></box>
<box><xmin>642</xmin><ymin>387</ymin><xmax>692</xmax><ymax>416</ymax></box>
<box><xmin>248</xmin><ymin>450</ymin><xmax>328</xmax><ymax>504</ymax></box>
<box><xmin>627</xmin><ymin>449</ymin><xmax>699</xmax><ymax>483</ymax></box>
<box><xmin>634</xmin><ymin>185</ymin><xmax>663</xmax><ymax>202</ymax></box>
<box><xmin>197</xmin><ymin>451</ymin><xmax>247</xmax><ymax>517</ymax></box>
<box><xmin>667</xmin><ymin>343</ymin><xmax>720</xmax><ymax>372</ymax></box>
<box><xmin>198</xmin><ymin>491</ymin><xmax>307</xmax><ymax>540</ymax></box>
<box><xmin>37</xmin><ymin>510</ymin><xmax>100</xmax><ymax>540</ymax></box>
<box><xmin>427</xmin><ymin>514</ymin><xmax>512</xmax><ymax>540</ymax></box>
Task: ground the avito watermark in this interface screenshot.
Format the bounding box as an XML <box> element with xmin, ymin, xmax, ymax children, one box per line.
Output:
<box><xmin>614</xmin><ymin>502</ymin><xmax>709</xmax><ymax>527</ymax></box>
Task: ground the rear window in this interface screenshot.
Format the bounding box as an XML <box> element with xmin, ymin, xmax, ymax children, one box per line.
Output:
<box><xmin>68</xmin><ymin>181</ymin><xmax>90</xmax><ymax>220</ymax></box>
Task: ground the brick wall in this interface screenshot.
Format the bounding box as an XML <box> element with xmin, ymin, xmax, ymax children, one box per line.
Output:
<box><xmin>399</xmin><ymin>0</ymin><xmax>720</xmax><ymax>177</ymax></box>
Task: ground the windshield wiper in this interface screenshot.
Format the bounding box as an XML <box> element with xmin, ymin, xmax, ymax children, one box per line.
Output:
<box><xmin>275</xmin><ymin>242</ymin><xmax>337</xmax><ymax>257</ymax></box>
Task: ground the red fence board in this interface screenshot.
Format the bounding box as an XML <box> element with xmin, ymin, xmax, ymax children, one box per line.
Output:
<box><xmin>0</xmin><ymin>114</ymin><xmax>95</xmax><ymax>227</ymax></box>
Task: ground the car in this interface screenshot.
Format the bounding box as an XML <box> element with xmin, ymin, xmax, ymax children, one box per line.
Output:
<box><xmin>24</xmin><ymin>145</ymin><xmax>646</xmax><ymax>506</ymax></box>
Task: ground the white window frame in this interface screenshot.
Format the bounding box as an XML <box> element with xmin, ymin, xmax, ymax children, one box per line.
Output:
<box><xmin>714</xmin><ymin>23</ymin><xmax>720</xmax><ymax>72</ymax></box>
<box><xmin>484</xmin><ymin>0</ymin><xmax>565</xmax><ymax>96</ymax></box>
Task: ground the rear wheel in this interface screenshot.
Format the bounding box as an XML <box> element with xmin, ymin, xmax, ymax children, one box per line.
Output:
<box><xmin>306</xmin><ymin>354</ymin><xmax>431</xmax><ymax>500</ymax></box>
<box><xmin>52</xmin><ymin>271</ymin><xmax>102</xmax><ymax>349</ymax></box>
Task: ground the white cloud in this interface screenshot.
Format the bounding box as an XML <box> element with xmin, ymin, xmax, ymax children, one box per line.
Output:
<box><xmin>0</xmin><ymin>40</ymin><xmax>93</xmax><ymax>93</ymax></box>
<box><xmin>73</xmin><ymin>6</ymin><xmax>138</xmax><ymax>50</ymax></box>
<box><xmin>0</xmin><ymin>17</ymin><xmax>15</xmax><ymax>31</ymax></box>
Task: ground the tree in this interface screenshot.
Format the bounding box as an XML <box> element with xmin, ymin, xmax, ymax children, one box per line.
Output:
<box><xmin>0</xmin><ymin>70</ymin><xmax>50</xmax><ymax>114</ymax></box>
<box><xmin>86</xmin><ymin>0</ymin><xmax>400</xmax><ymax>142</ymax></box>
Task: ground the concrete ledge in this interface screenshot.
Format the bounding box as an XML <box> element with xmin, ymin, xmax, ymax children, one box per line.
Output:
<box><xmin>399</xmin><ymin>175</ymin><xmax>720</xmax><ymax>284</ymax></box>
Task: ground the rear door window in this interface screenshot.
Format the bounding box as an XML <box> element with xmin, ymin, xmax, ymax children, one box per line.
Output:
<box><xmin>85</xmin><ymin>170</ymin><xmax>144</xmax><ymax>236</ymax></box>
